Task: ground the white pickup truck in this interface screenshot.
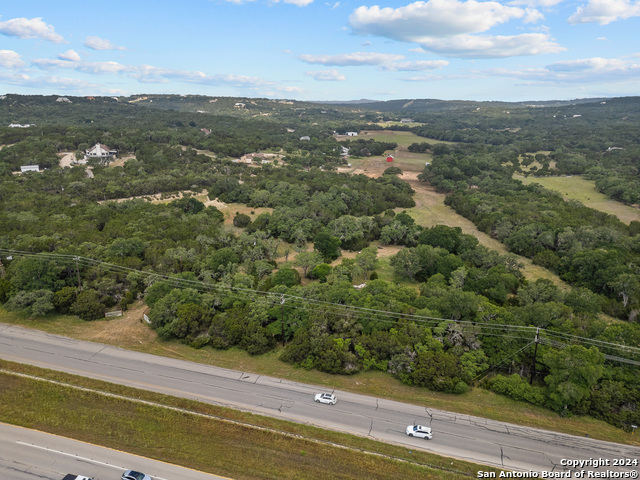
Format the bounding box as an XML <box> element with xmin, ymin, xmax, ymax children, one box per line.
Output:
<box><xmin>62</xmin><ymin>475</ymin><xmax>93</xmax><ymax>480</ymax></box>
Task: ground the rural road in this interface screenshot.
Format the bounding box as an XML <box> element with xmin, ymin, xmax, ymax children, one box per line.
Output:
<box><xmin>0</xmin><ymin>422</ymin><xmax>229</xmax><ymax>480</ymax></box>
<box><xmin>1</xmin><ymin>323</ymin><xmax>638</xmax><ymax>476</ymax></box>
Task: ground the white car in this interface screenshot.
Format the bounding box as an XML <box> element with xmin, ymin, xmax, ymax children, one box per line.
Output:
<box><xmin>406</xmin><ymin>424</ymin><xmax>433</xmax><ymax>439</ymax></box>
<box><xmin>314</xmin><ymin>393</ymin><xmax>337</xmax><ymax>405</ymax></box>
<box><xmin>121</xmin><ymin>470</ymin><xmax>151</xmax><ymax>480</ymax></box>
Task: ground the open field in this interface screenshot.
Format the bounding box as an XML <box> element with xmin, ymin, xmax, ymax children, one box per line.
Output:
<box><xmin>515</xmin><ymin>174</ymin><xmax>640</xmax><ymax>225</ymax></box>
<box><xmin>1</xmin><ymin>307</ymin><xmax>633</xmax><ymax>446</ymax></box>
<box><xmin>360</xmin><ymin>130</ymin><xmax>457</xmax><ymax>147</ymax></box>
<box><xmin>0</xmin><ymin>361</ymin><xmax>481</xmax><ymax>480</ymax></box>
<box><xmin>337</xmin><ymin>139</ymin><xmax>568</xmax><ymax>286</ymax></box>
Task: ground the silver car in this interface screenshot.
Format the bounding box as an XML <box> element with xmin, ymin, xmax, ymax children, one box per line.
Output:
<box><xmin>314</xmin><ymin>392</ymin><xmax>337</xmax><ymax>405</ymax></box>
<box><xmin>406</xmin><ymin>424</ymin><xmax>433</xmax><ymax>439</ymax></box>
<box><xmin>121</xmin><ymin>470</ymin><xmax>151</xmax><ymax>480</ymax></box>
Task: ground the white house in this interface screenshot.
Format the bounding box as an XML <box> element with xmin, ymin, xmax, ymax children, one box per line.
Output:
<box><xmin>20</xmin><ymin>165</ymin><xmax>39</xmax><ymax>173</ymax></box>
<box><xmin>84</xmin><ymin>143</ymin><xmax>117</xmax><ymax>162</ymax></box>
<box><xmin>300</xmin><ymin>136</ymin><xmax>311</xmax><ymax>141</ymax></box>
<box><xmin>345</xmin><ymin>131</ymin><xmax>358</xmax><ymax>136</ymax></box>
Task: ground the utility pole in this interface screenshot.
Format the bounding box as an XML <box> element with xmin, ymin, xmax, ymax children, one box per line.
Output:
<box><xmin>280</xmin><ymin>295</ymin><xmax>286</xmax><ymax>347</ymax></box>
<box><xmin>0</xmin><ymin>257</ymin><xmax>5</xmax><ymax>278</ymax></box>
<box><xmin>530</xmin><ymin>327</ymin><xmax>540</xmax><ymax>385</ymax></box>
<box><xmin>75</xmin><ymin>256</ymin><xmax>81</xmax><ymax>299</ymax></box>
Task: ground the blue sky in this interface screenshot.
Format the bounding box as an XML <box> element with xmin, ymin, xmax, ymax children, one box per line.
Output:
<box><xmin>1</xmin><ymin>0</ymin><xmax>639</xmax><ymax>101</ymax></box>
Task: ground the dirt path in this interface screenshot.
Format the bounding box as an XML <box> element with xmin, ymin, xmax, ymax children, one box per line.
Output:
<box><xmin>58</xmin><ymin>152</ymin><xmax>75</xmax><ymax>168</ymax></box>
<box><xmin>70</xmin><ymin>302</ymin><xmax>158</xmax><ymax>347</ymax></box>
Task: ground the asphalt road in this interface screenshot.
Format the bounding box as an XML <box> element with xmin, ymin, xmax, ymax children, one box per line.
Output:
<box><xmin>0</xmin><ymin>422</ymin><xmax>229</xmax><ymax>480</ymax></box>
<box><xmin>1</xmin><ymin>323</ymin><xmax>639</xmax><ymax>476</ymax></box>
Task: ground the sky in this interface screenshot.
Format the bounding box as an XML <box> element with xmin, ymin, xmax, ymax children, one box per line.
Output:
<box><xmin>1</xmin><ymin>0</ymin><xmax>639</xmax><ymax>102</ymax></box>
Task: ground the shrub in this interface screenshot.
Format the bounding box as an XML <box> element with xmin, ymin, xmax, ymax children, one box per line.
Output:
<box><xmin>233</xmin><ymin>213</ymin><xmax>251</xmax><ymax>228</ymax></box>
<box><xmin>489</xmin><ymin>374</ymin><xmax>546</xmax><ymax>406</ymax></box>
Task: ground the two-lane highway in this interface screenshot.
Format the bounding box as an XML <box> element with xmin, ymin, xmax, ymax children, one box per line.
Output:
<box><xmin>1</xmin><ymin>323</ymin><xmax>638</xmax><ymax>475</ymax></box>
<box><xmin>0</xmin><ymin>422</ymin><xmax>229</xmax><ymax>480</ymax></box>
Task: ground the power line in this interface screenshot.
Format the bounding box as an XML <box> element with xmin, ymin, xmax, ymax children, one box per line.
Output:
<box><xmin>1</xmin><ymin>248</ymin><xmax>638</xmax><ymax>365</ymax></box>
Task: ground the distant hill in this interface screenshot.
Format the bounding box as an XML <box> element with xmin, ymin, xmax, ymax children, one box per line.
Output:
<box><xmin>343</xmin><ymin>97</ymin><xmax>612</xmax><ymax>113</ymax></box>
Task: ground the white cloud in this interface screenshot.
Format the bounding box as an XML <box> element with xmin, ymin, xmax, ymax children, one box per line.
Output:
<box><xmin>84</xmin><ymin>36</ymin><xmax>126</xmax><ymax>51</ymax></box>
<box><xmin>419</xmin><ymin>33</ymin><xmax>564</xmax><ymax>58</ymax></box>
<box><xmin>305</xmin><ymin>69</ymin><xmax>346</xmax><ymax>81</ymax></box>
<box><xmin>350</xmin><ymin>0</ymin><xmax>530</xmax><ymax>40</ymax></box>
<box><xmin>0</xmin><ymin>17</ymin><xmax>65</xmax><ymax>43</ymax></box>
<box><xmin>0</xmin><ymin>71</ymin><xmax>100</xmax><ymax>91</ymax></box>
<box><xmin>470</xmin><ymin>56</ymin><xmax>640</xmax><ymax>84</ymax></box>
<box><xmin>382</xmin><ymin>60</ymin><xmax>449</xmax><ymax>70</ymax></box>
<box><xmin>546</xmin><ymin>57</ymin><xmax>632</xmax><ymax>73</ymax></box>
<box><xmin>348</xmin><ymin>0</ymin><xmax>560</xmax><ymax>58</ymax></box>
<box><xmin>33</xmin><ymin>59</ymin><xmax>128</xmax><ymax>74</ymax></box>
<box><xmin>568</xmin><ymin>0</ymin><xmax>640</xmax><ymax>24</ymax></box>
<box><xmin>509</xmin><ymin>0</ymin><xmax>564</xmax><ymax>7</ymax></box>
<box><xmin>58</xmin><ymin>50</ymin><xmax>81</xmax><ymax>62</ymax></box>
<box><xmin>523</xmin><ymin>7</ymin><xmax>545</xmax><ymax>22</ymax></box>
<box><xmin>284</xmin><ymin>0</ymin><xmax>315</xmax><ymax>6</ymax></box>
<box><xmin>224</xmin><ymin>0</ymin><xmax>313</xmax><ymax>5</ymax></box>
<box><xmin>32</xmin><ymin>59</ymin><xmax>77</xmax><ymax>70</ymax></box>
<box><xmin>0</xmin><ymin>50</ymin><xmax>25</xmax><ymax>68</ymax></box>
<box><xmin>79</xmin><ymin>61</ymin><xmax>129</xmax><ymax>75</ymax></box>
<box><xmin>298</xmin><ymin>51</ymin><xmax>404</xmax><ymax>66</ymax></box>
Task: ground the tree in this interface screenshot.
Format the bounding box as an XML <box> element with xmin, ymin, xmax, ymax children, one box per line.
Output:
<box><xmin>517</xmin><ymin>279</ymin><xmax>562</xmax><ymax>305</ymax></box>
<box><xmin>311</xmin><ymin>263</ymin><xmax>332</xmax><ymax>282</ymax></box>
<box><xmin>70</xmin><ymin>290</ymin><xmax>105</xmax><ymax>321</ymax></box>
<box><xmin>563</xmin><ymin>287</ymin><xmax>602</xmax><ymax>314</ymax></box>
<box><xmin>327</xmin><ymin>215</ymin><xmax>364</xmax><ymax>250</ymax></box>
<box><xmin>9</xmin><ymin>257</ymin><xmax>66</xmax><ymax>292</ymax></box>
<box><xmin>272</xmin><ymin>267</ymin><xmax>301</xmax><ymax>288</ymax></box>
<box><xmin>4</xmin><ymin>289</ymin><xmax>55</xmax><ymax>317</ymax></box>
<box><xmin>389</xmin><ymin>248</ymin><xmax>422</xmax><ymax>280</ymax></box>
<box><xmin>355</xmin><ymin>246</ymin><xmax>378</xmax><ymax>280</ymax></box>
<box><xmin>543</xmin><ymin>345</ymin><xmax>604</xmax><ymax>412</ymax></box>
<box><xmin>608</xmin><ymin>273</ymin><xmax>640</xmax><ymax>309</ymax></box>
<box><xmin>295</xmin><ymin>251</ymin><xmax>323</xmax><ymax>278</ymax></box>
<box><xmin>207</xmin><ymin>247</ymin><xmax>239</xmax><ymax>273</ymax></box>
<box><xmin>171</xmin><ymin>303</ymin><xmax>209</xmax><ymax>341</ymax></box>
<box><xmin>410</xmin><ymin>350</ymin><xmax>462</xmax><ymax>393</ymax></box>
<box><xmin>314</xmin><ymin>231</ymin><xmax>341</xmax><ymax>261</ymax></box>
<box><xmin>53</xmin><ymin>286</ymin><xmax>77</xmax><ymax>314</ymax></box>
<box><xmin>233</xmin><ymin>213</ymin><xmax>252</xmax><ymax>228</ymax></box>
<box><xmin>107</xmin><ymin>237</ymin><xmax>145</xmax><ymax>259</ymax></box>
<box><xmin>170</xmin><ymin>196</ymin><xmax>205</xmax><ymax>215</ymax></box>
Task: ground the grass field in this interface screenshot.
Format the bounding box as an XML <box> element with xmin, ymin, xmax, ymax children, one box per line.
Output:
<box><xmin>515</xmin><ymin>174</ymin><xmax>640</xmax><ymax>225</ymax></box>
<box><xmin>360</xmin><ymin>130</ymin><xmax>457</xmax><ymax>148</ymax></box>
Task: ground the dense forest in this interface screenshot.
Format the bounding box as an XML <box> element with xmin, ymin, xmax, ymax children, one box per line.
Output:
<box><xmin>0</xmin><ymin>94</ymin><xmax>638</xmax><ymax>431</ymax></box>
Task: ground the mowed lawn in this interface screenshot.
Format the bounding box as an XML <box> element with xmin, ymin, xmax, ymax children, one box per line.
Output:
<box><xmin>515</xmin><ymin>174</ymin><xmax>640</xmax><ymax>225</ymax></box>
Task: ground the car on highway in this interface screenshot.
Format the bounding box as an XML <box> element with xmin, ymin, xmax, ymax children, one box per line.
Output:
<box><xmin>121</xmin><ymin>470</ymin><xmax>151</xmax><ymax>480</ymax></box>
<box><xmin>406</xmin><ymin>424</ymin><xmax>433</xmax><ymax>439</ymax></box>
<box><xmin>314</xmin><ymin>392</ymin><xmax>337</xmax><ymax>405</ymax></box>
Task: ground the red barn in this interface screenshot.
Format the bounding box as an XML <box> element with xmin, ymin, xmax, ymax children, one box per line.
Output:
<box><xmin>386</xmin><ymin>155</ymin><xmax>394</xmax><ymax>162</ymax></box>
